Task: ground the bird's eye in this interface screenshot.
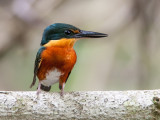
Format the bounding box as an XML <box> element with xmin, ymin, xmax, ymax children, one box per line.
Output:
<box><xmin>64</xmin><ymin>30</ymin><xmax>72</xmax><ymax>35</ymax></box>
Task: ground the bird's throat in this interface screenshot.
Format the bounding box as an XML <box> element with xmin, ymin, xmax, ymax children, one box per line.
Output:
<box><xmin>43</xmin><ymin>38</ymin><xmax>76</xmax><ymax>48</ymax></box>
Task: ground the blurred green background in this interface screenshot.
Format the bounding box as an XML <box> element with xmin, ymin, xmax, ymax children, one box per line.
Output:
<box><xmin>0</xmin><ymin>0</ymin><xmax>160</xmax><ymax>92</ymax></box>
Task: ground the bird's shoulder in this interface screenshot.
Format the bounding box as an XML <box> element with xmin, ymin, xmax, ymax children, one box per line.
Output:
<box><xmin>34</xmin><ymin>47</ymin><xmax>46</xmax><ymax>70</ymax></box>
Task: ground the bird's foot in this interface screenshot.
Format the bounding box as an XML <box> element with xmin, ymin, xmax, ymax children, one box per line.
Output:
<box><xmin>36</xmin><ymin>82</ymin><xmax>41</xmax><ymax>97</ymax></box>
<box><xmin>60</xmin><ymin>89</ymin><xmax>64</xmax><ymax>97</ymax></box>
<box><xmin>36</xmin><ymin>89</ymin><xmax>41</xmax><ymax>96</ymax></box>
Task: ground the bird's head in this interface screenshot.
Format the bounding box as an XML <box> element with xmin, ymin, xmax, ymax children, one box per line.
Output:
<box><xmin>41</xmin><ymin>23</ymin><xmax>108</xmax><ymax>46</ymax></box>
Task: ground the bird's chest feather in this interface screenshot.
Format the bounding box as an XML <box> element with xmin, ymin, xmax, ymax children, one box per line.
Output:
<box><xmin>41</xmin><ymin>68</ymin><xmax>62</xmax><ymax>86</ymax></box>
<box><xmin>37</xmin><ymin>46</ymin><xmax>77</xmax><ymax>81</ymax></box>
<box><xmin>42</xmin><ymin>46</ymin><xmax>77</xmax><ymax>68</ymax></box>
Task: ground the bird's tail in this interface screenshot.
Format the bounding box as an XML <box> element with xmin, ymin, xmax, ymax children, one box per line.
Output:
<box><xmin>30</xmin><ymin>75</ymin><xmax>37</xmax><ymax>88</ymax></box>
<box><xmin>40</xmin><ymin>84</ymin><xmax>51</xmax><ymax>92</ymax></box>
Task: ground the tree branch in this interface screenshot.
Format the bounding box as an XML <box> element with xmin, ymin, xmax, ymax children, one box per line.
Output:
<box><xmin>0</xmin><ymin>90</ymin><xmax>160</xmax><ymax>120</ymax></box>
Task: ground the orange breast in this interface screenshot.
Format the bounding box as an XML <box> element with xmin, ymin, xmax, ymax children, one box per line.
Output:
<box><xmin>37</xmin><ymin>46</ymin><xmax>77</xmax><ymax>81</ymax></box>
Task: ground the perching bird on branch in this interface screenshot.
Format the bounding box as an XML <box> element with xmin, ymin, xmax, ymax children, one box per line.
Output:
<box><xmin>30</xmin><ymin>23</ymin><xmax>107</xmax><ymax>96</ymax></box>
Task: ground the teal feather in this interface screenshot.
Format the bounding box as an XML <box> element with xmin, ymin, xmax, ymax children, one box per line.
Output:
<box><xmin>30</xmin><ymin>47</ymin><xmax>46</xmax><ymax>88</ymax></box>
<box><xmin>41</xmin><ymin>23</ymin><xmax>80</xmax><ymax>45</ymax></box>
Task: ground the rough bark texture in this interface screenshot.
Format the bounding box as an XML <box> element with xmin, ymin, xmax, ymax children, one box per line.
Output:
<box><xmin>0</xmin><ymin>90</ymin><xmax>160</xmax><ymax>120</ymax></box>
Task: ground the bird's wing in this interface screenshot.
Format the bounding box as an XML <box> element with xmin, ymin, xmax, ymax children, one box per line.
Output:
<box><xmin>59</xmin><ymin>71</ymin><xmax>71</xmax><ymax>90</ymax></box>
<box><xmin>30</xmin><ymin>47</ymin><xmax>46</xmax><ymax>88</ymax></box>
<box><xmin>65</xmin><ymin>71</ymin><xmax>71</xmax><ymax>83</ymax></box>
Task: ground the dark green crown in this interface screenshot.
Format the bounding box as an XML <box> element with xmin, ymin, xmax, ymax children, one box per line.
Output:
<box><xmin>41</xmin><ymin>23</ymin><xmax>80</xmax><ymax>45</ymax></box>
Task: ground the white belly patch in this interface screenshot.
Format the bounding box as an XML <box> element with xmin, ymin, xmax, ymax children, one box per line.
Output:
<box><xmin>41</xmin><ymin>68</ymin><xmax>63</xmax><ymax>86</ymax></box>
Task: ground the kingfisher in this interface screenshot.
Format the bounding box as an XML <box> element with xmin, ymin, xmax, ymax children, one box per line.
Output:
<box><xmin>30</xmin><ymin>23</ymin><xmax>107</xmax><ymax>96</ymax></box>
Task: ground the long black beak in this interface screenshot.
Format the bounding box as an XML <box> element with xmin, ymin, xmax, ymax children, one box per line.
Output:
<box><xmin>74</xmin><ymin>30</ymin><xmax>108</xmax><ymax>38</ymax></box>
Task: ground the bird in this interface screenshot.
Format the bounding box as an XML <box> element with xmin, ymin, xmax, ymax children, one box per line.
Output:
<box><xmin>30</xmin><ymin>23</ymin><xmax>108</xmax><ymax>96</ymax></box>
